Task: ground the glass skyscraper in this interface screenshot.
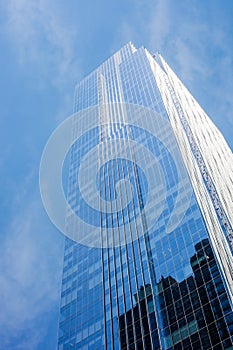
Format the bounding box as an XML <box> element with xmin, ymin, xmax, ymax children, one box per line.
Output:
<box><xmin>57</xmin><ymin>43</ymin><xmax>233</xmax><ymax>349</ymax></box>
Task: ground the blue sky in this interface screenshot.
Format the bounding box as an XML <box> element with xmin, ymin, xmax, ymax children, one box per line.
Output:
<box><xmin>0</xmin><ymin>1</ymin><xmax>232</xmax><ymax>349</ymax></box>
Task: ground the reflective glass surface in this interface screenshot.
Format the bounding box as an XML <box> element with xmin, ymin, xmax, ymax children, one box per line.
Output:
<box><xmin>58</xmin><ymin>44</ymin><xmax>233</xmax><ymax>350</ymax></box>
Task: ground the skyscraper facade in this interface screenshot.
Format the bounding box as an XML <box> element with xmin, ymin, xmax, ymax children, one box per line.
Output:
<box><xmin>57</xmin><ymin>43</ymin><xmax>233</xmax><ymax>350</ymax></box>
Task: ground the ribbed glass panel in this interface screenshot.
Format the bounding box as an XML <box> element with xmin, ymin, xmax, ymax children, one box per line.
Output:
<box><xmin>57</xmin><ymin>44</ymin><xmax>233</xmax><ymax>350</ymax></box>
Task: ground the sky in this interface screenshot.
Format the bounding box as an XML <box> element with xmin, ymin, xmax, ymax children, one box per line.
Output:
<box><xmin>0</xmin><ymin>0</ymin><xmax>232</xmax><ymax>349</ymax></box>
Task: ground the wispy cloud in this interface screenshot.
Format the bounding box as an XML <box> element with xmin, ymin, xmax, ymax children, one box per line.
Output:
<box><xmin>126</xmin><ymin>0</ymin><xmax>233</xmax><ymax>148</ymax></box>
<box><xmin>5</xmin><ymin>0</ymin><xmax>81</xmax><ymax>88</ymax></box>
<box><xmin>2</xmin><ymin>4</ymin><xmax>79</xmax><ymax>347</ymax></box>
<box><xmin>146</xmin><ymin>0</ymin><xmax>212</xmax><ymax>81</ymax></box>
<box><xmin>0</xmin><ymin>169</ymin><xmax>64</xmax><ymax>349</ymax></box>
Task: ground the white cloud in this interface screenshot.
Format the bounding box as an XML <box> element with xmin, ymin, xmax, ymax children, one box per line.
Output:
<box><xmin>145</xmin><ymin>0</ymin><xmax>233</xmax><ymax>148</ymax></box>
<box><xmin>0</xmin><ymin>170</ymin><xmax>64</xmax><ymax>349</ymax></box>
<box><xmin>5</xmin><ymin>0</ymin><xmax>81</xmax><ymax>88</ymax></box>
<box><xmin>146</xmin><ymin>1</ymin><xmax>209</xmax><ymax>81</ymax></box>
<box><xmin>147</xmin><ymin>0</ymin><xmax>171</xmax><ymax>53</ymax></box>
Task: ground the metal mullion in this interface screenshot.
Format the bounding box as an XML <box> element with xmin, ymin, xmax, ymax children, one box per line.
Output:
<box><xmin>115</xmin><ymin>130</ymin><xmax>149</xmax><ymax>350</ymax></box>
<box><xmin>114</xmin><ymin>57</ymin><xmax>150</xmax><ymax>345</ymax></box>
<box><xmin>109</xmin><ymin>145</ymin><xmax>130</xmax><ymax>348</ymax></box>
<box><xmin>102</xmin><ymin>155</ymin><xmax>114</xmax><ymax>350</ymax></box>
<box><xmin>117</xmin><ymin>57</ymin><xmax>155</xmax><ymax>347</ymax></box>
<box><xmin>98</xmin><ymin>111</ymin><xmax>108</xmax><ymax>350</ymax></box>
<box><xmin>114</xmin><ymin>210</ymin><xmax>129</xmax><ymax>348</ymax></box>
<box><xmin>105</xmin><ymin>70</ymin><xmax>117</xmax><ymax>349</ymax></box>
<box><xmin>122</xmin><ymin>59</ymin><xmax>157</xmax><ymax>347</ymax></box>
<box><xmin>112</xmin><ymin>142</ymin><xmax>137</xmax><ymax>349</ymax></box>
<box><xmin>104</xmin><ymin>143</ymin><xmax>116</xmax><ymax>350</ymax></box>
<box><xmin>126</xmin><ymin>56</ymin><xmax>162</xmax><ymax>347</ymax></box>
<box><xmin>109</xmin><ymin>139</ymin><xmax>130</xmax><ymax>348</ymax></box>
<box><xmin>123</xmin><ymin>126</ymin><xmax>156</xmax><ymax>349</ymax></box>
<box><xmin>133</xmin><ymin>55</ymin><xmax>169</xmax><ymax>347</ymax></box>
<box><xmin>106</xmin><ymin>137</ymin><xmax>122</xmax><ymax>350</ymax></box>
